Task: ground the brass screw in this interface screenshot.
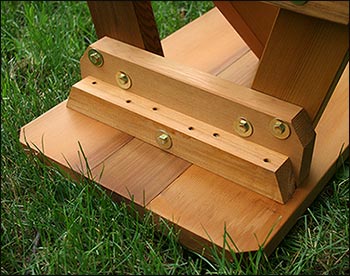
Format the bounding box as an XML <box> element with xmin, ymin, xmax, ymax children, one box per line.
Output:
<box><xmin>116</xmin><ymin>71</ymin><xmax>132</xmax><ymax>89</ymax></box>
<box><xmin>88</xmin><ymin>49</ymin><xmax>103</xmax><ymax>67</ymax></box>
<box><xmin>270</xmin><ymin>119</ymin><xmax>290</xmax><ymax>139</ymax></box>
<box><xmin>234</xmin><ymin>117</ymin><xmax>253</xmax><ymax>137</ymax></box>
<box><xmin>155</xmin><ymin>130</ymin><xmax>172</xmax><ymax>149</ymax></box>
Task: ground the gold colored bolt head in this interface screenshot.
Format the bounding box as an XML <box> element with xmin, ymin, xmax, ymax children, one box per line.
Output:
<box><xmin>88</xmin><ymin>49</ymin><xmax>103</xmax><ymax>67</ymax></box>
<box><xmin>155</xmin><ymin>130</ymin><xmax>172</xmax><ymax>149</ymax></box>
<box><xmin>234</xmin><ymin>117</ymin><xmax>253</xmax><ymax>137</ymax></box>
<box><xmin>116</xmin><ymin>71</ymin><xmax>132</xmax><ymax>89</ymax></box>
<box><xmin>273</xmin><ymin>121</ymin><xmax>286</xmax><ymax>135</ymax></box>
<box><xmin>270</xmin><ymin>119</ymin><xmax>290</xmax><ymax>139</ymax></box>
<box><xmin>238</xmin><ymin>119</ymin><xmax>250</xmax><ymax>133</ymax></box>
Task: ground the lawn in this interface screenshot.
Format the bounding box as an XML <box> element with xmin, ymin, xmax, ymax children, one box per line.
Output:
<box><xmin>1</xmin><ymin>1</ymin><xmax>349</xmax><ymax>274</ymax></box>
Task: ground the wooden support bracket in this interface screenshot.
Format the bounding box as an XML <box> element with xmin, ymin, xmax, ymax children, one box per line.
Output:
<box><xmin>66</xmin><ymin>37</ymin><xmax>316</xmax><ymax>203</ymax></box>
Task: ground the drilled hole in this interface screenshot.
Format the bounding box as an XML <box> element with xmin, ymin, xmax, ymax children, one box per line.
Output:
<box><xmin>92</xmin><ymin>81</ymin><xmax>97</xmax><ymax>84</ymax></box>
<box><xmin>152</xmin><ymin>107</ymin><xmax>158</xmax><ymax>111</ymax></box>
<box><xmin>126</xmin><ymin>100</ymin><xmax>131</xmax><ymax>103</ymax></box>
<box><xmin>188</xmin><ymin>127</ymin><xmax>194</xmax><ymax>130</ymax></box>
<box><xmin>263</xmin><ymin>158</ymin><xmax>270</xmax><ymax>163</ymax></box>
<box><xmin>213</xmin><ymin>133</ymin><xmax>219</xmax><ymax>138</ymax></box>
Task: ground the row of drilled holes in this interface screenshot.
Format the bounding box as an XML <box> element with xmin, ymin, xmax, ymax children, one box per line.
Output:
<box><xmin>91</xmin><ymin>82</ymin><xmax>271</xmax><ymax>164</ymax></box>
<box><xmin>126</xmin><ymin>99</ymin><xmax>270</xmax><ymax>163</ymax></box>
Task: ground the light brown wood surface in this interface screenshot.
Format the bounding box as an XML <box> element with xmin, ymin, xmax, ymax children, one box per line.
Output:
<box><xmin>252</xmin><ymin>9</ymin><xmax>349</xmax><ymax>125</ymax></box>
<box><xmin>19</xmin><ymin>4</ymin><xmax>349</xmax><ymax>258</ymax></box>
<box><xmin>161</xmin><ymin>7</ymin><xmax>250</xmax><ymax>75</ymax></box>
<box><xmin>214</xmin><ymin>1</ymin><xmax>278</xmax><ymax>58</ymax></box>
<box><xmin>81</xmin><ymin>37</ymin><xmax>315</xmax><ymax>184</ymax></box>
<box><xmin>87</xmin><ymin>1</ymin><xmax>163</xmax><ymax>56</ymax></box>
<box><xmin>20</xmin><ymin>101</ymin><xmax>132</xmax><ymax>174</ymax></box>
<box><xmin>67</xmin><ymin>76</ymin><xmax>295</xmax><ymax>203</ymax></box>
<box><xmin>148</xmin><ymin>62</ymin><xmax>349</xmax><ymax>255</ymax></box>
<box><xmin>264</xmin><ymin>1</ymin><xmax>349</xmax><ymax>25</ymax></box>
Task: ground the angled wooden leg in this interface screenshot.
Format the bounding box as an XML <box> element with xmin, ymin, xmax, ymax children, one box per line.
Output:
<box><xmin>214</xmin><ymin>1</ymin><xmax>279</xmax><ymax>58</ymax></box>
<box><xmin>252</xmin><ymin>8</ymin><xmax>348</xmax><ymax>125</ymax></box>
<box><xmin>87</xmin><ymin>1</ymin><xmax>163</xmax><ymax>56</ymax></box>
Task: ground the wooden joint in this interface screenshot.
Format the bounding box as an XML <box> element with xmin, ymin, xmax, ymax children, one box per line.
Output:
<box><xmin>67</xmin><ymin>37</ymin><xmax>316</xmax><ymax>203</ymax></box>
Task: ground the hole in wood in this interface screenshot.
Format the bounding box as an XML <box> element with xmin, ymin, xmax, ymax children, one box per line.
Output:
<box><xmin>188</xmin><ymin>127</ymin><xmax>194</xmax><ymax>130</ymax></box>
<box><xmin>126</xmin><ymin>100</ymin><xmax>131</xmax><ymax>103</ymax></box>
<box><xmin>263</xmin><ymin>158</ymin><xmax>270</xmax><ymax>163</ymax></box>
<box><xmin>152</xmin><ymin>107</ymin><xmax>158</xmax><ymax>111</ymax></box>
<box><xmin>213</xmin><ymin>133</ymin><xmax>219</xmax><ymax>138</ymax></box>
<box><xmin>92</xmin><ymin>81</ymin><xmax>97</xmax><ymax>84</ymax></box>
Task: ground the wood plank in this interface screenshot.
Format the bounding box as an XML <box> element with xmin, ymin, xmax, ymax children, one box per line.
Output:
<box><xmin>252</xmin><ymin>9</ymin><xmax>349</xmax><ymax>124</ymax></box>
<box><xmin>87</xmin><ymin>1</ymin><xmax>163</xmax><ymax>56</ymax></box>
<box><xmin>217</xmin><ymin>50</ymin><xmax>259</xmax><ymax>87</ymax></box>
<box><xmin>263</xmin><ymin>1</ymin><xmax>349</xmax><ymax>25</ymax></box>
<box><xmin>214</xmin><ymin>1</ymin><xmax>278</xmax><ymax>58</ymax></box>
<box><xmin>147</xmin><ymin>62</ymin><xmax>349</xmax><ymax>255</ymax></box>
<box><xmin>160</xmin><ymin>7</ymin><xmax>260</xmax><ymax>86</ymax></box>
<box><xmin>161</xmin><ymin>7</ymin><xmax>250</xmax><ymax>75</ymax></box>
<box><xmin>80</xmin><ymin>37</ymin><xmax>315</xmax><ymax>184</ymax></box>
<box><xmin>67</xmin><ymin>77</ymin><xmax>295</xmax><ymax>203</ymax></box>
<box><xmin>20</xmin><ymin>101</ymin><xmax>132</xmax><ymax>174</ymax></box>
<box><xmin>91</xmin><ymin>139</ymin><xmax>190</xmax><ymax>206</ymax></box>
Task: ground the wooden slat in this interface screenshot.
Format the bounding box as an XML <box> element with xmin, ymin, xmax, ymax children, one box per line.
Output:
<box><xmin>91</xmin><ymin>139</ymin><xmax>191</xmax><ymax>206</ymax></box>
<box><xmin>263</xmin><ymin>1</ymin><xmax>349</xmax><ymax>25</ymax></box>
<box><xmin>214</xmin><ymin>1</ymin><xmax>278</xmax><ymax>58</ymax></box>
<box><xmin>252</xmin><ymin>8</ymin><xmax>349</xmax><ymax>125</ymax></box>
<box><xmin>80</xmin><ymin>37</ymin><xmax>315</xmax><ymax>184</ymax></box>
<box><xmin>67</xmin><ymin>77</ymin><xmax>295</xmax><ymax>203</ymax></box>
<box><xmin>161</xmin><ymin>7</ymin><xmax>250</xmax><ymax>75</ymax></box>
<box><xmin>160</xmin><ymin>7</ymin><xmax>260</xmax><ymax>87</ymax></box>
<box><xmin>87</xmin><ymin>1</ymin><xmax>163</xmax><ymax>56</ymax></box>
<box><xmin>217</xmin><ymin>50</ymin><xmax>259</xmax><ymax>87</ymax></box>
<box><xmin>147</xmin><ymin>62</ymin><xmax>349</xmax><ymax>255</ymax></box>
<box><xmin>20</xmin><ymin>101</ymin><xmax>132</xmax><ymax>174</ymax></box>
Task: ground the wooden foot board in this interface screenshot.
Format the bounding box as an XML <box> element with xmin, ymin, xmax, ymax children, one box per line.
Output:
<box><xmin>19</xmin><ymin>8</ymin><xmax>349</xmax><ymax>257</ymax></box>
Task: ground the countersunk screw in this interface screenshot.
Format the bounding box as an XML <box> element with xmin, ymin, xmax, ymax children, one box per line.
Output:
<box><xmin>270</xmin><ymin>119</ymin><xmax>291</xmax><ymax>139</ymax></box>
<box><xmin>155</xmin><ymin>130</ymin><xmax>172</xmax><ymax>149</ymax></box>
<box><xmin>116</xmin><ymin>71</ymin><xmax>132</xmax><ymax>89</ymax></box>
<box><xmin>88</xmin><ymin>49</ymin><xmax>103</xmax><ymax>67</ymax></box>
<box><xmin>234</xmin><ymin>117</ymin><xmax>253</xmax><ymax>137</ymax></box>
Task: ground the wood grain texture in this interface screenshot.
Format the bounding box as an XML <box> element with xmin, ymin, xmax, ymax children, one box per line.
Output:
<box><xmin>80</xmin><ymin>37</ymin><xmax>315</xmax><ymax>184</ymax></box>
<box><xmin>20</xmin><ymin>101</ymin><xmax>132</xmax><ymax>174</ymax></box>
<box><xmin>264</xmin><ymin>1</ymin><xmax>349</xmax><ymax>25</ymax></box>
<box><xmin>252</xmin><ymin>9</ymin><xmax>349</xmax><ymax>124</ymax></box>
<box><xmin>161</xmin><ymin>7</ymin><xmax>250</xmax><ymax>75</ymax></box>
<box><xmin>148</xmin><ymin>63</ymin><xmax>349</xmax><ymax>255</ymax></box>
<box><xmin>87</xmin><ymin>1</ymin><xmax>163</xmax><ymax>56</ymax></box>
<box><xmin>214</xmin><ymin>1</ymin><xmax>278</xmax><ymax>58</ymax></box>
<box><xmin>67</xmin><ymin>77</ymin><xmax>295</xmax><ymax>203</ymax></box>
<box><xmin>91</xmin><ymin>138</ymin><xmax>191</xmax><ymax>206</ymax></box>
<box><xmin>217</xmin><ymin>50</ymin><xmax>259</xmax><ymax>87</ymax></box>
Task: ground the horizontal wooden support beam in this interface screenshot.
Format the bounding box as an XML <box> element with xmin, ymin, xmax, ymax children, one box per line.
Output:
<box><xmin>263</xmin><ymin>1</ymin><xmax>349</xmax><ymax>25</ymax></box>
<box><xmin>67</xmin><ymin>76</ymin><xmax>295</xmax><ymax>203</ymax></box>
<box><xmin>80</xmin><ymin>37</ymin><xmax>315</xmax><ymax>184</ymax></box>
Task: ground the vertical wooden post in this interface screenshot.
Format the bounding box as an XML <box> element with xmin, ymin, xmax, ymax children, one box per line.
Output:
<box><xmin>87</xmin><ymin>1</ymin><xmax>163</xmax><ymax>56</ymax></box>
<box><xmin>214</xmin><ymin>1</ymin><xmax>279</xmax><ymax>58</ymax></box>
<box><xmin>252</xmin><ymin>8</ymin><xmax>348</xmax><ymax>125</ymax></box>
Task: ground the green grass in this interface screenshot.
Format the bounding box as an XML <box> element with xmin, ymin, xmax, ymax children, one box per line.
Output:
<box><xmin>1</xmin><ymin>1</ymin><xmax>349</xmax><ymax>274</ymax></box>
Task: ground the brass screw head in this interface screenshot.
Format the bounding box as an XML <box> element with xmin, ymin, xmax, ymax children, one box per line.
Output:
<box><xmin>156</xmin><ymin>130</ymin><xmax>172</xmax><ymax>149</ymax></box>
<box><xmin>234</xmin><ymin>117</ymin><xmax>253</xmax><ymax>137</ymax></box>
<box><xmin>116</xmin><ymin>71</ymin><xmax>132</xmax><ymax>89</ymax></box>
<box><xmin>88</xmin><ymin>49</ymin><xmax>103</xmax><ymax>67</ymax></box>
<box><xmin>270</xmin><ymin>119</ymin><xmax>290</xmax><ymax>139</ymax></box>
